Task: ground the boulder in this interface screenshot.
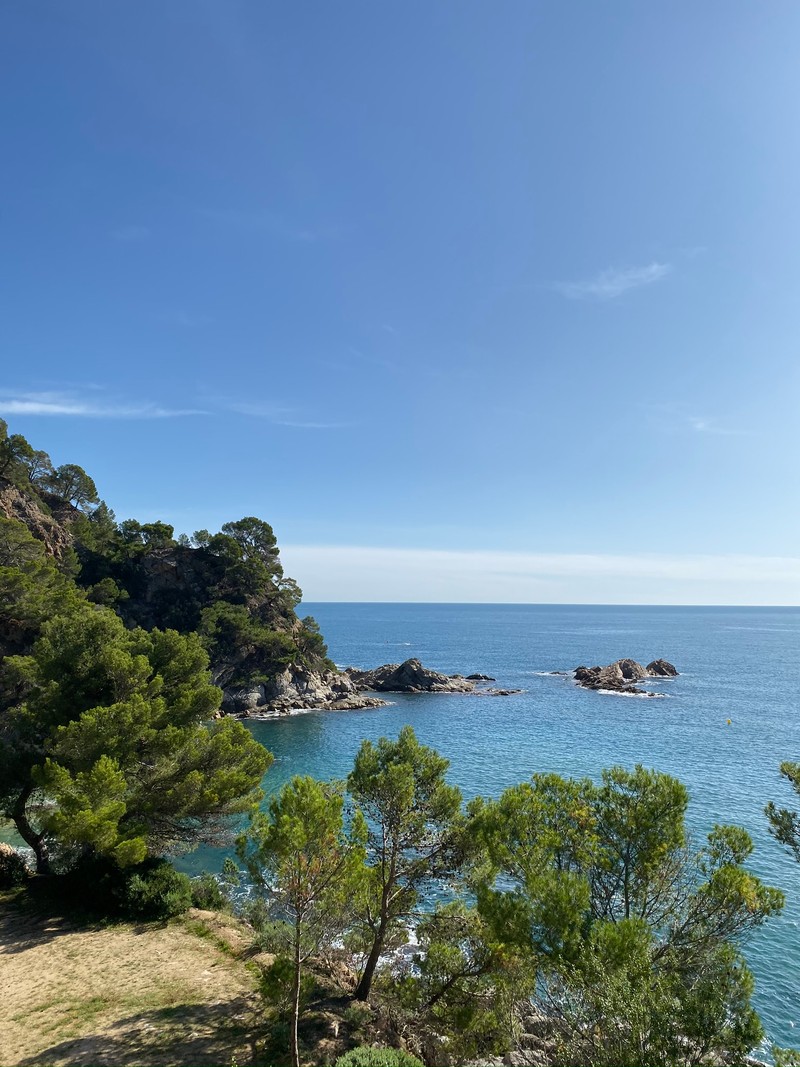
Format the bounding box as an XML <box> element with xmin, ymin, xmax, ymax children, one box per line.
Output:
<box><xmin>574</xmin><ymin>660</ymin><xmax>647</xmax><ymax>692</ymax></box>
<box><xmin>222</xmin><ymin>667</ymin><xmax>388</xmax><ymax>716</ymax></box>
<box><xmin>346</xmin><ymin>658</ymin><xmax>476</xmax><ymax>693</ymax></box>
<box><xmin>646</xmin><ymin>658</ymin><xmax>679</xmax><ymax>677</ymax></box>
<box><xmin>346</xmin><ymin>658</ymin><xmax>521</xmax><ymax>696</ymax></box>
<box><xmin>573</xmin><ymin>657</ymin><xmax>677</xmax><ymax>695</ymax></box>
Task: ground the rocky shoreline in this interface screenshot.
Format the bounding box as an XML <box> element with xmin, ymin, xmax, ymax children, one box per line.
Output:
<box><xmin>222</xmin><ymin>657</ymin><xmax>521</xmax><ymax>717</ymax></box>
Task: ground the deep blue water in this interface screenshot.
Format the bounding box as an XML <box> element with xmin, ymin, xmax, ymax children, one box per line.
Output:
<box><xmin>188</xmin><ymin>603</ymin><xmax>800</xmax><ymax>1052</ymax></box>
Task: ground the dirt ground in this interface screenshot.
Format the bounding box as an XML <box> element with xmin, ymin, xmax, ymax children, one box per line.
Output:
<box><xmin>0</xmin><ymin>900</ymin><xmax>267</xmax><ymax>1066</ymax></box>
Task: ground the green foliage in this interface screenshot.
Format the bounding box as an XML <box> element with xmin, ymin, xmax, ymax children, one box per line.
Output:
<box><xmin>398</xmin><ymin>901</ymin><xmax>528</xmax><ymax>1062</ymax></box>
<box><xmin>774</xmin><ymin>1047</ymin><xmax>800</xmax><ymax>1067</ymax></box>
<box><xmin>260</xmin><ymin>955</ymin><xmax>317</xmax><ymax>1016</ymax></box>
<box><xmin>766</xmin><ymin>761</ymin><xmax>800</xmax><ymax>863</ymax></box>
<box><xmin>347</xmin><ymin>725</ymin><xmax>464</xmax><ymax>999</ymax></box>
<box><xmin>0</xmin><ymin>517</ymin><xmax>84</xmax><ymax>662</ymax></box>
<box><xmin>334</xmin><ymin>1048</ymin><xmax>423</xmax><ymax>1067</ymax></box>
<box><xmin>120</xmin><ymin>858</ymin><xmax>192</xmax><ymax>919</ymax></box>
<box><xmin>44</xmin><ymin>463</ymin><xmax>99</xmax><ymax>510</ymax></box>
<box><xmin>198</xmin><ymin>601</ymin><xmax>296</xmax><ymax>686</ymax></box>
<box><xmin>1</xmin><ymin>599</ymin><xmax>271</xmax><ymax>873</ymax></box>
<box><xmin>189</xmin><ymin>871</ymin><xmax>231</xmax><ymax>911</ymax></box>
<box><xmin>238</xmin><ymin>775</ymin><xmax>368</xmax><ymax>1067</ymax></box>
<box><xmin>0</xmin><ymin>844</ymin><xmax>30</xmax><ymax>887</ymax></box>
<box><xmin>471</xmin><ymin>765</ymin><xmax>784</xmax><ymax>1066</ymax></box>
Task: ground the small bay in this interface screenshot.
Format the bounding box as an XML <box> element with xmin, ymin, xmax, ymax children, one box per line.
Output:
<box><xmin>183</xmin><ymin>602</ymin><xmax>800</xmax><ymax>1052</ymax></box>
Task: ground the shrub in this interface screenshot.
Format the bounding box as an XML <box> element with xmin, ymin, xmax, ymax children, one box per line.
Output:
<box><xmin>0</xmin><ymin>843</ymin><xmax>30</xmax><ymax>887</ymax></box>
<box><xmin>334</xmin><ymin>1048</ymin><xmax>424</xmax><ymax>1067</ymax></box>
<box><xmin>241</xmin><ymin>896</ymin><xmax>293</xmax><ymax>952</ymax></box>
<box><xmin>190</xmin><ymin>871</ymin><xmax>229</xmax><ymax>911</ymax></box>
<box><xmin>118</xmin><ymin>859</ymin><xmax>192</xmax><ymax>919</ymax></box>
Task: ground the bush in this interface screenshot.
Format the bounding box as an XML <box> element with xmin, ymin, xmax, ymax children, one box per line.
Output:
<box><xmin>241</xmin><ymin>896</ymin><xmax>293</xmax><ymax>952</ymax></box>
<box><xmin>58</xmin><ymin>855</ymin><xmax>191</xmax><ymax>919</ymax></box>
<box><xmin>190</xmin><ymin>872</ymin><xmax>229</xmax><ymax>911</ymax></box>
<box><xmin>334</xmin><ymin>1048</ymin><xmax>424</xmax><ymax>1067</ymax></box>
<box><xmin>120</xmin><ymin>859</ymin><xmax>192</xmax><ymax>919</ymax></box>
<box><xmin>0</xmin><ymin>843</ymin><xmax>30</xmax><ymax>888</ymax></box>
<box><xmin>343</xmin><ymin>1001</ymin><xmax>373</xmax><ymax>1033</ymax></box>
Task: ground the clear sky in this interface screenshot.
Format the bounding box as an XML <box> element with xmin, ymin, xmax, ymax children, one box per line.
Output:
<box><xmin>2</xmin><ymin>2</ymin><xmax>799</xmax><ymax>603</ymax></box>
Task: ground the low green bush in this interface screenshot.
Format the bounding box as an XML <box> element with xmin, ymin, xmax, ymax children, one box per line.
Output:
<box><xmin>334</xmin><ymin>1048</ymin><xmax>424</xmax><ymax>1067</ymax></box>
<box><xmin>0</xmin><ymin>843</ymin><xmax>30</xmax><ymax>888</ymax></box>
<box><xmin>120</xmin><ymin>859</ymin><xmax>192</xmax><ymax>919</ymax></box>
<box><xmin>190</xmin><ymin>871</ymin><xmax>229</xmax><ymax>911</ymax></box>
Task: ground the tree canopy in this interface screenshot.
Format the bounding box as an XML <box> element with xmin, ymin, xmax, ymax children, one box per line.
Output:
<box><xmin>0</xmin><ymin>600</ymin><xmax>271</xmax><ymax>872</ymax></box>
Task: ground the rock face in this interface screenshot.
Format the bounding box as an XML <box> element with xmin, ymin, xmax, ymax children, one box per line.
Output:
<box><xmin>346</xmin><ymin>658</ymin><xmax>477</xmax><ymax>693</ymax></box>
<box><xmin>573</xmin><ymin>658</ymin><xmax>678</xmax><ymax>695</ymax></box>
<box><xmin>345</xmin><ymin>658</ymin><xmax>519</xmax><ymax>695</ymax></box>
<box><xmin>0</xmin><ymin>483</ymin><xmax>75</xmax><ymax>560</ymax></box>
<box><xmin>646</xmin><ymin>658</ymin><xmax>679</xmax><ymax>677</ymax></box>
<box><xmin>222</xmin><ymin>666</ymin><xmax>388</xmax><ymax>716</ymax></box>
<box><xmin>223</xmin><ymin>657</ymin><xmax>521</xmax><ymax>716</ymax></box>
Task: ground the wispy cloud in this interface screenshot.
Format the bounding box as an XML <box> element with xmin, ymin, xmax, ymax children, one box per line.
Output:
<box><xmin>223</xmin><ymin>399</ymin><xmax>352</xmax><ymax>429</ymax></box>
<box><xmin>556</xmin><ymin>262</ymin><xmax>671</xmax><ymax>300</ymax></box>
<box><xmin>687</xmin><ymin>416</ymin><xmax>744</xmax><ymax>436</ymax></box>
<box><xmin>110</xmin><ymin>225</ymin><xmax>151</xmax><ymax>242</ymax></box>
<box><xmin>0</xmin><ymin>390</ymin><xmax>205</xmax><ymax>419</ymax></box>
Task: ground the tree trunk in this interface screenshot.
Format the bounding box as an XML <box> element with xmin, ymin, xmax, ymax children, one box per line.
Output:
<box><xmin>12</xmin><ymin>785</ymin><xmax>51</xmax><ymax>875</ymax></box>
<box><xmin>355</xmin><ymin>912</ymin><xmax>388</xmax><ymax>1001</ymax></box>
<box><xmin>290</xmin><ymin>923</ymin><xmax>301</xmax><ymax>1067</ymax></box>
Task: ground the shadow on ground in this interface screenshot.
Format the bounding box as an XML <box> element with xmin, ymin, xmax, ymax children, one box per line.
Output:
<box><xmin>16</xmin><ymin>996</ymin><xmax>270</xmax><ymax>1067</ymax></box>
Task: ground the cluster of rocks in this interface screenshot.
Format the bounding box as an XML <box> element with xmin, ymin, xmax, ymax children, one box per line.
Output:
<box><xmin>573</xmin><ymin>658</ymin><xmax>678</xmax><ymax>696</ymax></box>
<box><xmin>464</xmin><ymin>1009</ymin><xmax>555</xmax><ymax>1067</ymax></box>
<box><xmin>223</xmin><ymin>658</ymin><xmax>520</xmax><ymax>716</ymax></box>
<box><xmin>222</xmin><ymin>666</ymin><xmax>388</xmax><ymax>716</ymax></box>
<box><xmin>346</xmin><ymin>658</ymin><xmax>520</xmax><ymax>697</ymax></box>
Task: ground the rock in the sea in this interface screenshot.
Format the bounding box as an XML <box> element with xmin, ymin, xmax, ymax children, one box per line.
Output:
<box><xmin>573</xmin><ymin>657</ymin><xmax>678</xmax><ymax>695</ymax></box>
<box><xmin>646</xmin><ymin>658</ymin><xmax>679</xmax><ymax>677</ymax></box>
<box><xmin>346</xmin><ymin>658</ymin><xmax>519</xmax><ymax>696</ymax></box>
<box><xmin>346</xmin><ymin>658</ymin><xmax>476</xmax><ymax>693</ymax></box>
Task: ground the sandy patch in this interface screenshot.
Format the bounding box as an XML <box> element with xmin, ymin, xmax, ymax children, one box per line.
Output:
<box><xmin>0</xmin><ymin>901</ymin><xmax>265</xmax><ymax>1066</ymax></box>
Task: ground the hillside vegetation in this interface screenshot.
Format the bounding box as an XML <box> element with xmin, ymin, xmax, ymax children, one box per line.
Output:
<box><xmin>0</xmin><ymin>418</ymin><xmax>331</xmax><ymax>686</ymax></box>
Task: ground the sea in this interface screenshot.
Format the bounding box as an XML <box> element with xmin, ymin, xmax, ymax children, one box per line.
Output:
<box><xmin>182</xmin><ymin>602</ymin><xmax>800</xmax><ymax>1053</ymax></box>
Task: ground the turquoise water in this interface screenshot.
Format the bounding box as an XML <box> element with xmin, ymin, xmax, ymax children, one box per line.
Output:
<box><xmin>185</xmin><ymin>603</ymin><xmax>800</xmax><ymax>1052</ymax></box>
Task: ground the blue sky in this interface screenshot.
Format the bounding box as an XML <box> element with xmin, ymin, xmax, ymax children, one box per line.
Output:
<box><xmin>2</xmin><ymin>2</ymin><xmax>799</xmax><ymax>603</ymax></box>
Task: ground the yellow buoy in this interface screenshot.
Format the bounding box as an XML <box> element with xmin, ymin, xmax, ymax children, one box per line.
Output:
<box><xmin>726</xmin><ymin>719</ymin><xmax>732</xmax><ymax>725</ymax></box>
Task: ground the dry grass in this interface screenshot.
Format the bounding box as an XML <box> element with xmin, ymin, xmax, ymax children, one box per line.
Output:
<box><xmin>0</xmin><ymin>896</ymin><xmax>268</xmax><ymax>1066</ymax></box>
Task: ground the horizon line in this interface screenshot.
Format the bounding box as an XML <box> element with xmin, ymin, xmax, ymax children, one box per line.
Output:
<box><xmin>297</xmin><ymin>600</ymin><xmax>800</xmax><ymax>609</ymax></box>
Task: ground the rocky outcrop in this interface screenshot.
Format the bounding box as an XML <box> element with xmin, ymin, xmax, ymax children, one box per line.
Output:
<box><xmin>573</xmin><ymin>658</ymin><xmax>678</xmax><ymax>695</ymax></box>
<box><xmin>223</xmin><ymin>666</ymin><xmax>388</xmax><ymax>716</ymax></box>
<box><xmin>0</xmin><ymin>482</ymin><xmax>76</xmax><ymax>560</ymax></box>
<box><xmin>346</xmin><ymin>658</ymin><xmax>475</xmax><ymax>693</ymax></box>
<box><xmin>346</xmin><ymin>658</ymin><xmax>520</xmax><ymax>696</ymax></box>
<box><xmin>646</xmin><ymin>658</ymin><xmax>679</xmax><ymax>677</ymax></box>
<box><xmin>220</xmin><ymin>657</ymin><xmax>522</xmax><ymax>716</ymax></box>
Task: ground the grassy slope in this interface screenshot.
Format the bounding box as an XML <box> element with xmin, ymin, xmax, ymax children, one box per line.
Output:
<box><xmin>0</xmin><ymin>895</ymin><xmax>269</xmax><ymax>1067</ymax></box>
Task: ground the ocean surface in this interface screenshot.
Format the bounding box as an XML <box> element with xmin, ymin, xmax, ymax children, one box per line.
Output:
<box><xmin>186</xmin><ymin>603</ymin><xmax>798</xmax><ymax>1051</ymax></box>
